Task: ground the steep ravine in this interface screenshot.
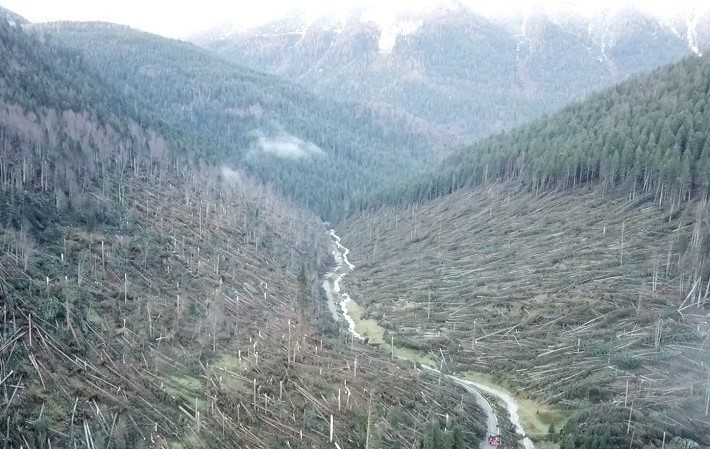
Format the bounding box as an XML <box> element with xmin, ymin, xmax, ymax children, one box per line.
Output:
<box><xmin>322</xmin><ymin>228</ymin><xmax>535</xmax><ymax>449</ymax></box>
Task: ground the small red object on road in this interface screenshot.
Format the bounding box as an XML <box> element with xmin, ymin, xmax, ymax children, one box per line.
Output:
<box><xmin>488</xmin><ymin>435</ymin><xmax>501</xmax><ymax>447</ymax></box>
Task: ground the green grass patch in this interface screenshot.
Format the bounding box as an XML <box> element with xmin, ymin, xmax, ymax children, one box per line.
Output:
<box><xmin>517</xmin><ymin>398</ymin><xmax>566</xmax><ymax>439</ymax></box>
<box><xmin>163</xmin><ymin>374</ymin><xmax>208</xmax><ymax>410</ymax></box>
<box><xmin>346</xmin><ymin>298</ymin><xmax>436</xmax><ymax>366</ymax></box>
<box><xmin>214</xmin><ymin>353</ymin><xmax>246</xmax><ymax>372</ymax></box>
<box><xmin>345</xmin><ymin>299</ymin><xmax>386</xmax><ymax>345</ymax></box>
<box><xmin>212</xmin><ymin>353</ymin><xmax>248</xmax><ymax>392</ymax></box>
<box><xmin>169</xmin><ymin>433</ymin><xmax>202</xmax><ymax>449</ymax></box>
<box><xmin>168</xmin><ymin>374</ymin><xmax>202</xmax><ymax>393</ymax></box>
<box><xmin>86</xmin><ymin>307</ymin><xmax>104</xmax><ymax>329</ymax></box>
<box><xmin>461</xmin><ymin>371</ymin><xmax>567</xmax><ymax>444</ymax></box>
<box><xmin>393</xmin><ymin>346</ymin><xmax>437</xmax><ymax>367</ymax></box>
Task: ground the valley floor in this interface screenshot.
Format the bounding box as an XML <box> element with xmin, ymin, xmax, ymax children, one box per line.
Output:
<box><xmin>339</xmin><ymin>182</ymin><xmax>710</xmax><ymax>447</ymax></box>
<box><xmin>325</xmin><ymin>228</ymin><xmax>540</xmax><ymax>449</ymax></box>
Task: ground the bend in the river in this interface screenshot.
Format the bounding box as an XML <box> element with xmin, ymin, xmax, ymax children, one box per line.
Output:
<box><xmin>322</xmin><ymin>229</ymin><xmax>535</xmax><ymax>449</ymax></box>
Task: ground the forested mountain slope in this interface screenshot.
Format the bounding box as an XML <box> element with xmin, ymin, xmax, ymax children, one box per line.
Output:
<box><xmin>366</xmin><ymin>54</ymin><xmax>710</xmax><ymax>209</ymax></box>
<box><xmin>339</xmin><ymin>55</ymin><xmax>710</xmax><ymax>448</ymax></box>
<box><xmin>33</xmin><ymin>22</ymin><xmax>446</xmax><ymax>219</ymax></box>
<box><xmin>194</xmin><ymin>4</ymin><xmax>707</xmax><ymax>142</ymax></box>
<box><xmin>0</xmin><ymin>19</ymin><xmax>486</xmax><ymax>448</ymax></box>
<box><xmin>0</xmin><ymin>6</ymin><xmax>26</xmax><ymax>25</ymax></box>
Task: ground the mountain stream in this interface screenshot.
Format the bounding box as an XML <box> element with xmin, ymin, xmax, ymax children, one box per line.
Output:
<box><xmin>322</xmin><ymin>229</ymin><xmax>535</xmax><ymax>449</ymax></box>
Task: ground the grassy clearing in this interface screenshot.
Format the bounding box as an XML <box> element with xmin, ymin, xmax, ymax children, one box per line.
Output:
<box><xmin>214</xmin><ymin>353</ymin><xmax>245</xmax><ymax>371</ymax></box>
<box><xmin>163</xmin><ymin>374</ymin><xmax>208</xmax><ymax>410</ymax></box>
<box><xmin>167</xmin><ymin>374</ymin><xmax>203</xmax><ymax>393</ymax></box>
<box><xmin>518</xmin><ymin>400</ymin><xmax>566</xmax><ymax>437</ymax></box>
<box><xmin>345</xmin><ymin>296</ymin><xmax>439</xmax><ymax>366</ymax></box>
<box><xmin>169</xmin><ymin>434</ymin><xmax>202</xmax><ymax>449</ymax></box>
<box><xmin>461</xmin><ymin>371</ymin><xmax>567</xmax><ymax>442</ymax></box>
<box><xmin>213</xmin><ymin>353</ymin><xmax>249</xmax><ymax>391</ymax></box>
<box><xmin>86</xmin><ymin>307</ymin><xmax>104</xmax><ymax>329</ymax></box>
<box><xmin>393</xmin><ymin>346</ymin><xmax>438</xmax><ymax>367</ymax></box>
<box><xmin>345</xmin><ymin>299</ymin><xmax>386</xmax><ymax>344</ymax></box>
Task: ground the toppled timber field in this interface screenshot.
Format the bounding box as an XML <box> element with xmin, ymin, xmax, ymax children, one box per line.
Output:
<box><xmin>341</xmin><ymin>182</ymin><xmax>710</xmax><ymax>446</ymax></box>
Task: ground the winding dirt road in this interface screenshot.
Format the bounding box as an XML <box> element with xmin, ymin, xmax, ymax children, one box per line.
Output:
<box><xmin>322</xmin><ymin>229</ymin><xmax>535</xmax><ymax>449</ymax></box>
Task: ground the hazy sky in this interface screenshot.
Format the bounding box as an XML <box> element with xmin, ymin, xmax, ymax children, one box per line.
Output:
<box><xmin>3</xmin><ymin>0</ymin><xmax>706</xmax><ymax>38</ymax></box>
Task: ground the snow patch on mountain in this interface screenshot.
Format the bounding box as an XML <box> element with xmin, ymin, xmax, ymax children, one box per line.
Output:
<box><xmin>655</xmin><ymin>8</ymin><xmax>706</xmax><ymax>57</ymax></box>
<box><xmin>192</xmin><ymin>0</ymin><xmax>710</xmax><ymax>62</ymax></box>
<box><xmin>598</xmin><ymin>16</ymin><xmax>611</xmax><ymax>63</ymax></box>
<box><xmin>353</xmin><ymin>1</ymin><xmax>461</xmax><ymax>53</ymax></box>
<box><xmin>685</xmin><ymin>14</ymin><xmax>702</xmax><ymax>56</ymax></box>
<box><xmin>514</xmin><ymin>12</ymin><xmax>531</xmax><ymax>68</ymax></box>
<box><xmin>377</xmin><ymin>19</ymin><xmax>424</xmax><ymax>53</ymax></box>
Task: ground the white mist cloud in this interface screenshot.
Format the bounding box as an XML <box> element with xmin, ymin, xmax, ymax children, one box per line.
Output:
<box><xmin>256</xmin><ymin>134</ymin><xmax>325</xmax><ymax>159</ymax></box>
<box><xmin>220</xmin><ymin>166</ymin><xmax>245</xmax><ymax>186</ymax></box>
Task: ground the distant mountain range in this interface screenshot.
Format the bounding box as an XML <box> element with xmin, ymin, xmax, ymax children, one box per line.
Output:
<box><xmin>192</xmin><ymin>2</ymin><xmax>710</xmax><ymax>142</ymax></box>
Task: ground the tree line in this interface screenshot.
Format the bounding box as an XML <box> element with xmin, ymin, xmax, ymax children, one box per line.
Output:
<box><xmin>360</xmin><ymin>54</ymin><xmax>710</xmax><ymax>211</ymax></box>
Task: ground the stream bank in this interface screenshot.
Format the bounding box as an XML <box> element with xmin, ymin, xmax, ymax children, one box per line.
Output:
<box><xmin>323</xmin><ymin>228</ymin><xmax>537</xmax><ymax>449</ymax></box>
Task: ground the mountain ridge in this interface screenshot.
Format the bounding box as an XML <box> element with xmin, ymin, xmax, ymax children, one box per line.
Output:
<box><xmin>36</xmin><ymin>20</ymin><xmax>454</xmax><ymax>218</ymax></box>
<box><xmin>193</xmin><ymin>4</ymin><xmax>709</xmax><ymax>143</ymax></box>
<box><xmin>0</xmin><ymin>5</ymin><xmax>26</xmax><ymax>25</ymax></box>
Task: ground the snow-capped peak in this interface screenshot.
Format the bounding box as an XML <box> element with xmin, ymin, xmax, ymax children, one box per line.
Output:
<box><xmin>652</xmin><ymin>5</ymin><xmax>708</xmax><ymax>57</ymax></box>
<box><xmin>193</xmin><ymin>0</ymin><xmax>710</xmax><ymax>56</ymax></box>
<box><xmin>685</xmin><ymin>15</ymin><xmax>702</xmax><ymax>56</ymax></box>
<box><xmin>350</xmin><ymin>1</ymin><xmax>463</xmax><ymax>53</ymax></box>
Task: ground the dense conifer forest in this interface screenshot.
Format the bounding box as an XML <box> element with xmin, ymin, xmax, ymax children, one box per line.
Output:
<box><xmin>362</xmin><ymin>55</ymin><xmax>710</xmax><ymax>211</ymax></box>
<box><xmin>34</xmin><ymin>22</ymin><xmax>449</xmax><ymax>219</ymax></box>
